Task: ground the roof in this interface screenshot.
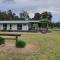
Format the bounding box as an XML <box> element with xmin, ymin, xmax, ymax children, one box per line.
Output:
<box><xmin>0</xmin><ymin>20</ymin><xmax>39</xmax><ymax>24</ymax></box>
<box><xmin>0</xmin><ymin>19</ymin><xmax>50</xmax><ymax>24</ymax></box>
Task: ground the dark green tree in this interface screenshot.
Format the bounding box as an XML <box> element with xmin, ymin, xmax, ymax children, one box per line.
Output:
<box><xmin>0</xmin><ymin>11</ymin><xmax>8</xmax><ymax>20</ymax></box>
<box><xmin>7</xmin><ymin>10</ymin><xmax>13</xmax><ymax>20</ymax></box>
<box><xmin>41</xmin><ymin>11</ymin><xmax>52</xmax><ymax>20</ymax></box>
<box><xmin>33</xmin><ymin>13</ymin><xmax>41</xmax><ymax>20</ymax></box>
<box><xmin>41</xmin><ymin>11</ymin><xmax>52</xmax><ymax>28</ymax></box>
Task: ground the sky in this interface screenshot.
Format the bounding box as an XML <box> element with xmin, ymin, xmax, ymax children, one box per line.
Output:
<box><xmin>0</xmin><ymin>0</ymin><xmax>60</xmax><ymax>22</ymax></box>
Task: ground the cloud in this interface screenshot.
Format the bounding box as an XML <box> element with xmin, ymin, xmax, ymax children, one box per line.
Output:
<box><xmin>2</xmin><ymin>0</ymin><xmax>15</xmax><ymax>4</ymax></box>
<box><xmin>0</xmin><ymin>0</ymin><xmax>60</xmax><ymax>22</ymax></box>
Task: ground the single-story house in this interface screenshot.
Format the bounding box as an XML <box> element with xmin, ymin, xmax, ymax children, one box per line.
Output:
<box><xmin>0</xmin><ymin>19</ymin><xmax>49</xmax><ymax>32</ymax></box>
<box><xmin>0</xmin><ymin>11</ymin><xmax>48</xmax><ymax>32</ymax></box>
<box><xmin>0</xmin><ymin>20</ymin><xmax>40</xmax><ymax>32</ymax></box>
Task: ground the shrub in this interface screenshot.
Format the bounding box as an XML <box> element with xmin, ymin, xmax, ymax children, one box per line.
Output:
<box><xmin>16</xmin><ymin>40</ymin><xmax>26</xmax><ymax>48</ymax></box>
<box><xmin>0</xmin><ymin>37</ymin><xmax>5</xmax><ymax>45</ymax></box>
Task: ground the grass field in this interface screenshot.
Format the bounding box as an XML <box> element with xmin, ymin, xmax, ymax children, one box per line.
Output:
<box><xmin>0</xmin><ymin>31</ymin><xmax>60</xmax><ymax>60</ymax></box>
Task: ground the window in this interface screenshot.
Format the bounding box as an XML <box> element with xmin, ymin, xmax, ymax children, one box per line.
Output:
<box><xmin>3</xmin><ymin>24</ymin><xmax>7</xmax><ymax>30</ymax></box>
<box><xmin>10</xmin><ymin>24</ymin><xmax>12</xmax><ymax>30</ymax></box>
<box><xmin>17</xmin><ymin>24</ymin><xmax>22</xmax><ymax>30</ymax></box>
<box><xmin>23</xmin><ymin>24</ymin><xmax>26</xmax><ymax>25</ymax></box>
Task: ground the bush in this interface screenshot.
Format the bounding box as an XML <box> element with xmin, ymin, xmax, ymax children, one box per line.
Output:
<box><xmin>0</xmin><ymin>37</ymin><xmax>5</xmax><ymax>45</ymax></box>
<box><xmin>16</xmin><ymin>40</ymin><xmax>26</xmax><ymax>48</ymax></box>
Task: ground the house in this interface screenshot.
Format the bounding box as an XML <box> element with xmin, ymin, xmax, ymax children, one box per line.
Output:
<box><xmin>0</xmin><ymin>20</ymin><xmax>40</xmax><ymax>31</ymax></box>
<box><xmin>0</xmin><ymin>11</ymin><xmax>48</xmax><ymax>32</ymax></box>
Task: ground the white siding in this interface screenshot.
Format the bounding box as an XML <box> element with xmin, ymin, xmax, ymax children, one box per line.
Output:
<box><xmin>0</xmin><ymin>24</ymin><xmax>3</xmax><ymax>30</ymax></box>
<box><xmin>7</xmin><ymin>24</ymin><xmax>10</xmax><ymax>30</ymax></box>
<box><xmin>22</xmin><ymin>24</ymin><xmax>28</xmax><ymax>31</ymax></box>
<box><xmin>11</xmin><ymin>24</ymin><xmax>17</xmax><ymax>30</ymax></box>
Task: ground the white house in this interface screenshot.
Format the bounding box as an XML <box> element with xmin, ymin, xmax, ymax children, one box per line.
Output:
<box><xmin>0</xmin><ymin>11</ymin><xmax>40</xmax><ymax>32</ymax></box>
<box><xmin>0</xmin><ymin>20</ymin><xmax>39</xmax><ymax>31</ymax></box>
<box><xmin>0</xmin><ymin>11</ymin><xmax>48</xmax><ymax>32</ymax></box>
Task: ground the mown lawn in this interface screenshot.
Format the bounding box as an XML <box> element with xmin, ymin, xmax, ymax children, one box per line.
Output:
<box><xmin>0</xmin><ymin>31</ymin><xmax>60</xmax><ymax>60</ymax></box>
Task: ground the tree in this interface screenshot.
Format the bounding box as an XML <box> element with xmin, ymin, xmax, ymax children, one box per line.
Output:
<box><xmin>7</xmin><ymin>10</ymin><xmax>20</xmax><ymax>20</ymax></box>
<box><xmin>41</xmin><ymin>11</ymin><xmax>52</xmax><ymax>20</ymax></box>
<box><xmin>0</xmin><ymin>11</ymin><xmax>8</xmax><ymax>20</ymax></box>
<box><xmin>7</xmin><ymin>10</ymin><xmax>13</xmax><ymax>20</ymax></box>
<box><xmin>55</xmin><ymin>22</ymin><xmax>60</xmax><ymax>28</ymax></box>
<box><xmin>41</xmin><ymin>11</ymin><xmax>52</xmax><ymax>27</ymax></box>
<box><xmin>33</xmin><ymin>13</ymin><xmax>41</xmax><ymax>20</ymax></box>
<box><xmin>20</xmin><ymin>10</ymin><xmax>29</xmax><ymax>20</ymax></box>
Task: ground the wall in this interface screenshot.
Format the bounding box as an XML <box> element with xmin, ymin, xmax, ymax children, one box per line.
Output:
<box><xmin>0</xmin><ymin>24</ymin><xmax>3</xmax><ymax>30</ymax></box>
<box><xmin>7</xmin><ymin>24</ymin><xmax>10</xmax><ymax>30</ymax></box>
<box><xmin>22</xmin><ymin>24</ymin><xmax>29</xmax><ymax>31</ymax></box>
<box><xmin>11</xmin><ymin>24</ymin><xmax>17</xmax><ymax>30</ymax></box>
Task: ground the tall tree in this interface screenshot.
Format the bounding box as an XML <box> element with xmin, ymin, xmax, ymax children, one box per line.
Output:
<box><xmin>0</xmin><ymin>11</ymin><xmax>8</xmax><ymax>20</ymax></box>
<box><xmin>41</xmin><ymin>11</ymin><xmax>52</xmax><ymax>20</ymax></box>
<box><xmin>32</xmin><ymin>13</ymin><xmax>41</xmax><ymax>20</ymax></box>
<box><xmin>41</xmin><ymin>11</ymin><xmax>52</xmax><ymax>27</ymax></box>
<box><xmin>20</xmin><ymin>10</ymin><xmax>29</xmax><ymax>20</ymax></box>
<box><xmin>7</xmin><ymin>10</ymin><xmax>13</xmax><ymax>20</ymax></box>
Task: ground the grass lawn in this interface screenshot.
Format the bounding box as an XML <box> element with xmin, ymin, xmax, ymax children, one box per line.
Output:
<box><xmin>0</xmin><ymin>31</ymin><xmax>60</xmax><ymax>60</ymax></box>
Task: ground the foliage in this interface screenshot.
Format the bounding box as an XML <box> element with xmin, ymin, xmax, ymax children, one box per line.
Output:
<box><xmin>0</xmin><ymin>10</ymin><xmax>52</xmax><ymax>21</ymax></box>
<box><xmin>0</xmin><ymin>10</ymin><xmax>53</xmax><ymax>28</ymax></box>
<box><xmin>53</xmin><ymin>22</ymin><xmax>60</xmax><ymax>28</ymax></box>
<box><xmin>0</xmin><ymin>10</ymin><xmax>20</xmax><ymax>20</ymax></box>
<box><xmin>16</xmin><ymin>40</ymin><xmax>26</xmax><ymax>48</ymax></box>
<box><xmin>0</xmin><ymin>37</ymin><xmax>5</xmax><ymax>45</ymax></box>
<box><xmin>41</xmin><ymin>11</ymin><xmax>52</xmax><ymax>20</ymax></box>
<box><xmin>32</xmin><ymin>11</ymin><xmax>52</xmax><ymax>28</ymax></box>
<box><xmin>20</xmin><ymin>10</ymin><xmax>29</xmax><ymax>20</ymax></box>
<box><xmin>33</xmin><ymin>13</ymin><xmax>41</xmax><ymax>20</ymax></box>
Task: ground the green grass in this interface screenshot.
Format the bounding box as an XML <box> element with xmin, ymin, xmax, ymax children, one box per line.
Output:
<box><xmin>0</xmin><ymin>31</ymin><xmax>60</xmax><ymax>60</ymax></box>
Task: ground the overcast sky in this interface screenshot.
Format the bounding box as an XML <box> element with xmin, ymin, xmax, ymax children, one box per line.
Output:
<box><xmin>0</xmin><ymin>0</ymin><xmax>60</xmax><ymax>22</ymax></box>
